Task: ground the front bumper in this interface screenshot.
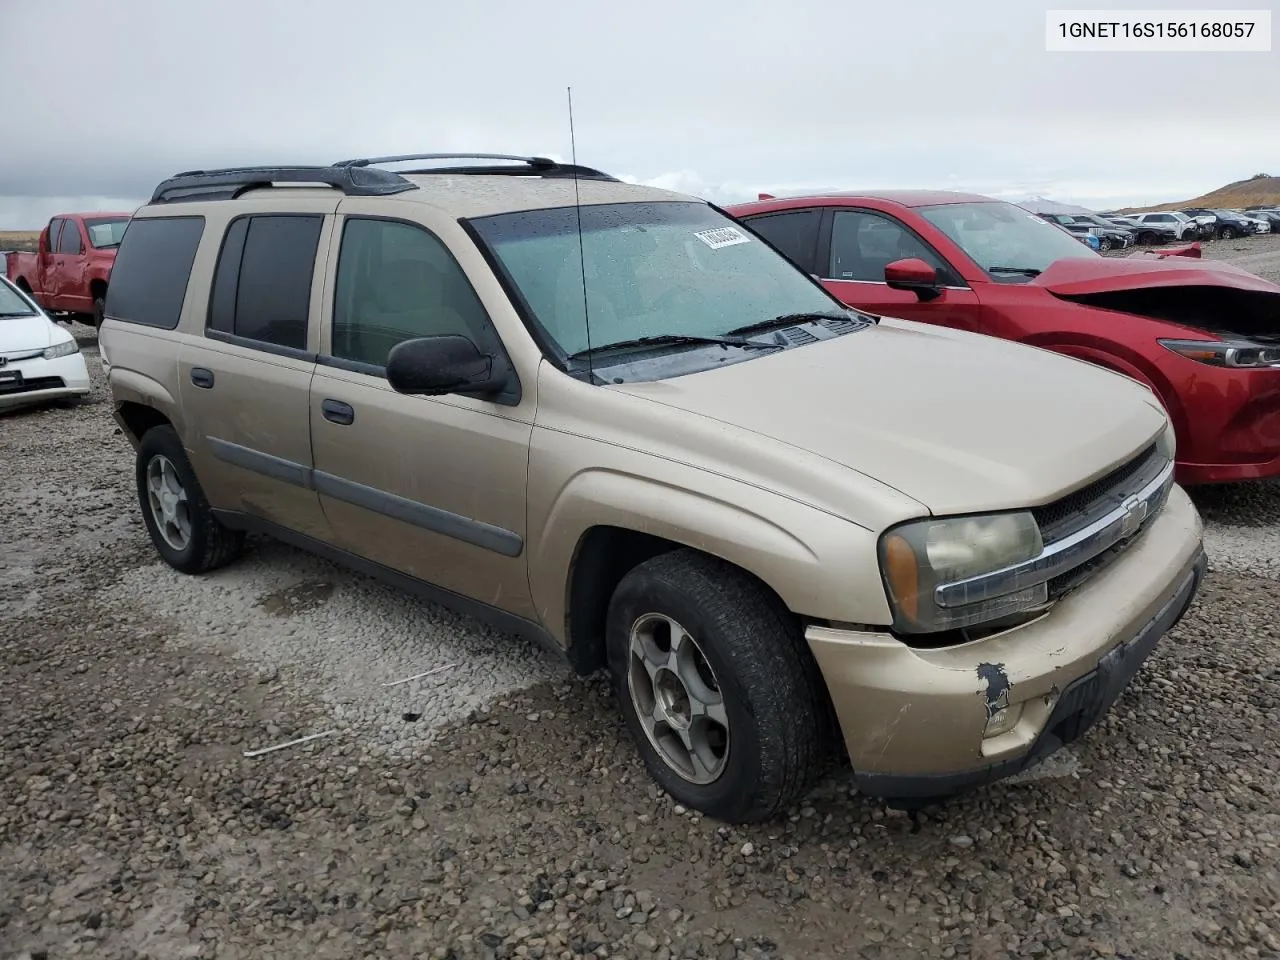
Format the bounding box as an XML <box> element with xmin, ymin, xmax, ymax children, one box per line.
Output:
<box><xmin>0</xmin><ymin>350</ymin><xmax>91</xmax><ymax>410</ymax></box>
<box><xmin>805</xmin><ymin>484</ymin><xmax>1205</xmax><ymax>800</ymax></box>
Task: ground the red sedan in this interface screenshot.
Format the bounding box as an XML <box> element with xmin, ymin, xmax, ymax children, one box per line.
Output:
<box><xmin>725</xmin><ymin>191</ymin><xmax>1280</xmax><ymax>485</ymax></box>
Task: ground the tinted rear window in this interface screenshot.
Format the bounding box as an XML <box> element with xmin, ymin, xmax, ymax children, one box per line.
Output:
<box><xmin>207</xmin><ymin>214</ymin><xmax>322</xmax><ymax>350</ymax></box>
<box><xmin>104</xmin><ymin>216</ymin><xmax>205</xmax><ymax>329</ymax></box>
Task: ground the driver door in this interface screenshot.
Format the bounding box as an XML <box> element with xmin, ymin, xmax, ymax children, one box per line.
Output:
<box><xmin>817</xmin><ymin>208</ymin><xmax>983</xmax><ymax>332</ymax></box>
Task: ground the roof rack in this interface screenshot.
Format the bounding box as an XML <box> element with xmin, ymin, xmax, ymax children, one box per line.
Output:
<box><xmin>331</xmin><ymin>153</ymin><xmax>620</xmax><ymax>182</ymax></box>
<box><xmin>148</xmin><ymin>164</ymin><xmax>419</xmax><ymax>204</ymax></box>
<box><xmin>147</xmin><ymin>153</ymin><xmax>621</xmax><ymax>205</ymax></box>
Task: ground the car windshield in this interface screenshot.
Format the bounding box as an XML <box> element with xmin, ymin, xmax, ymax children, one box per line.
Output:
<box><xmin>0</xmin><ymin>280</ymin><xmax>38</xmax><ymax>317</ymax></box>
<box><xmin>917</xmin><ymin>200</ymin><xmax>1096</xmax><ymax>281</ymax></box>
<box><xmin>84</xmin><ymin>217</ymin><xmax>130</xmax><ymax>248</ymax></box>
<box><xmin>467</xmin><ymin>200</ymin><xmax>851</xmax><ymax>363</ymax></box>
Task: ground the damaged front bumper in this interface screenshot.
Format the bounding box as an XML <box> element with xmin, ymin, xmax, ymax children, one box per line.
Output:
<box><xmin>805</xmin><ymin>484</ymin><xmax>1206</xmax><ymax>801</ymax></box>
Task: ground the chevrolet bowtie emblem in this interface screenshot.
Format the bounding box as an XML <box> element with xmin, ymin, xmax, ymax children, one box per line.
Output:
<box><xmin>1119</xmin><ymin>495</ymin><xmax>1148</xmax><ymax>538</ymax></box>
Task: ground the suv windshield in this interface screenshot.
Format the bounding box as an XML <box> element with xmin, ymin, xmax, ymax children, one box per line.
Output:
<box><xmin>467</xmin><ymin>201</ymin><xmax>852</xmax><ymax>364</ymax></box>
<box><xmin>85</xmin><ymin>217</ymin><xmax>130</xmax><ymax>248</ymax></box>
<box><xmin>917</xmin><ymin>200</ymin><xmax>1096</xmax><ymax>281</ymax></box>
<box><xmin>0</xmin><ymin>279</ymin><xmax>37</xmax><ymax>317</ymax></box>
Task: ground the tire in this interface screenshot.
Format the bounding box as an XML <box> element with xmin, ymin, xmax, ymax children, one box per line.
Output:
<box><xmin>1220</xmin><ymin>226</ymin><xmax>1235</xmax><ymax>240</ymax></box>
<box><xmin>1139</xmin><ymin>231</ymin><xmax>1156</xmax><ymax>245</ymax></box>
<box><xmin>135</xmin><ymin>425</ymin><xmax>245</xmax><ymax>574</ymax></box>
<box><xmin>1099</xmin><ymin>237</ymin><xmax>1112</xmax><ymax>252</ymax></box>
<box><xmin>92</xmin><ymin>295</ymin><xmax>105</xmax><ymax>328</ymax></box>
<box><xmin>605</xmin><ymin>548</ymin><xmax>829</xmax><ymax>823</ymax></box>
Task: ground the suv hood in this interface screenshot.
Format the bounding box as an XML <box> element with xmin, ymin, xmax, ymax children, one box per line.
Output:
<box><xmin>1034</xmin><ymin>254</ymin><xmax>1280</xmax><ymax>297</ymax></box>
<box><xmin>610</xmin><ymin>318</ymin><xmax>1167</xmax><ymax>516</ymax></box>
<box><xmin>0</xmin><ymin>313</ymin><xmax>56</xmax><ymax>351</ymax></box>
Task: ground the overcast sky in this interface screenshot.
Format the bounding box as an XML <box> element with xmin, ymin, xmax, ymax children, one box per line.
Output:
<box><xmin>2</xmin><ymin>0</ymin><xmax>1276</xmax><ymax>228</ymax></box>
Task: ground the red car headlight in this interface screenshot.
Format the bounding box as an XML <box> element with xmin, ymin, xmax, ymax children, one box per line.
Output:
<box><xmin>1158</xmin><ymin>338</ymin><xmax>1280</xmax><ymax>370</ymax></box>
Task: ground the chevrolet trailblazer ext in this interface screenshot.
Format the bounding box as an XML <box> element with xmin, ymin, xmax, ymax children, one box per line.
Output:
<box><xmin>100</xmin><ymin>154</ymin><xmax>1206</xmax><ymax>823</ymax></box>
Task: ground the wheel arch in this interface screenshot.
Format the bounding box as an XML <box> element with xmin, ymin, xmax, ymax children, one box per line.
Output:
<box><xmin>539</xmin><ymin>470</ymin><xmax>892</xmax><ymax>674</ymax></box>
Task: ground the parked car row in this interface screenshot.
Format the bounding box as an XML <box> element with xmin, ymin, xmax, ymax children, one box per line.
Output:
<box><xmin>1099</xmin><ymin>206</ymin><xmax>1276</xmax><ymax>243</ymax></box>
<box><xmin>12</xmin><ymin>152</ymin><xmax>1278</xmax><ymax>823</ymax></box>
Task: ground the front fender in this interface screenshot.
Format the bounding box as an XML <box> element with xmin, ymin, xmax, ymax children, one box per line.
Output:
<box><xmin>527</xmin><ymin>459</ymin><xmax>896</xmax><ymax>648</ymax></box>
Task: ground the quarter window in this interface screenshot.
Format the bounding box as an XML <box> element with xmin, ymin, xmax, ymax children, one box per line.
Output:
<box><xmin>827</xmin><ymin>210</ymin><xmax>948</xmax><ymax>283</ymax></box>
<box><xmin>330</xmin><ymin>218</ymin><xmax>495</xmax><ymax>368</ymax></box>
<box><xmin>744</xmin><ymin>209</ymin><xmax>821</xmax><ymax>273</ymax></box>
<box><xmin>207</xmin><ymin>214</ymin><xmax>323</xmax><ymax>350</ymax></box>
<box><xmin>104</xmin><ymin>216</ymin><xmax>206</xmax><ymax>329</ymax></box>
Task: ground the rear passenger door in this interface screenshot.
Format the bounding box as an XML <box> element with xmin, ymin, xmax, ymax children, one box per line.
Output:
<box><xmin>177</xmin><ymin>202</ymin><xmax>337</xmax><ymax>542</ymax></box>
<box><xmin>307</xmin><ymin>200</ymin><xmax>537</xmax><ymax>620</ymax></box>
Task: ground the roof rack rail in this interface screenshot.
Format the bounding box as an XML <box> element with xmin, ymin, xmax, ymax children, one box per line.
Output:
<box><xmin>331</xmin><ymin>152</ymin><xmax>620</xmax><ymax>182</ymax></box>
<box><xmin>148</xmin><ymin>164</ymin><xmax>419</xmax><ymax>204</ymax></box>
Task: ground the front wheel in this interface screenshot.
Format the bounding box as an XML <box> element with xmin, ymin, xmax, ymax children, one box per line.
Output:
<box><xmin>1220</xmin><ymin>226</ymin><xmax>1236</xmax><ymax>240</ymax></box>
<box><xmin>605</xmin><ymin>549</ymin><xmax>830</xmax><ymax>823</ymax></box>
<box><xmin>136</xmin><ymin>425</ymin><xmax>245</xmax><ymax>574</ymax></box>
<box><xmin>1099</xmin><ymin>237</ymin><xmax>1112</xmax><ymax>252</ymax></box>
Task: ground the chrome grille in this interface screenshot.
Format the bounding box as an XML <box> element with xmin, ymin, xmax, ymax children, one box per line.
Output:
<box><xmin>1033</xmin><ymin>442</ymin><xmax>1166</xmax><ymax>544</ymax></box>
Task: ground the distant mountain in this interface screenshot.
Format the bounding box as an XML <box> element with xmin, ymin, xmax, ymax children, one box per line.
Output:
<box><xmin>1118</xmin><ymin>173</ymin><xmax>1280</xmax><ymax>213</ymax></box>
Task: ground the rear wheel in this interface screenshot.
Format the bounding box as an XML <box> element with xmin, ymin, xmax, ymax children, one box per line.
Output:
<box><xmin>1099</xmin><ymin>237</ymin><xmax>1112</xmax><ymax>252</ymax></box>
<box><xmin>605</xmin><ymin>549</ymin><xmax>830</xmax><ymax>823</ymax></box>
<box><xmin>136</xmin><ymin>425</ymin><xmax>244</xmax><ymax>574</ymax></box>
<box><xmin>1220</xmin><ymin>226</ymin><xmax>1236</xmax><ymax>240</ymax></box>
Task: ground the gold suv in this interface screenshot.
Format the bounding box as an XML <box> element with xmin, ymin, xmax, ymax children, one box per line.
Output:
<box><xmin>101</xmin><ymin>153</ymin><xmax>1207</xmax><ymax>823</ymax></box>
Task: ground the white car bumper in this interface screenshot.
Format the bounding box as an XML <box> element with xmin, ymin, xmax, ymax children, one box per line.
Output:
<box><xmin>0</xmin><ymin>349</ymin><xmax>92</xmax><ymax>410</ymax></box>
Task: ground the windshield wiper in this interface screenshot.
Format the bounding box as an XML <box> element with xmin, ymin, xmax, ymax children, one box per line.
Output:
<box><xmin>987</xmin><ymin>266</ymin><xmax>1042</xmax><ymax>277</ymax></box>
<box><xmin>566</xmin><ymin>333</ymin><xmax>777</xmax><ymax>360</ymax></box>
<box><xmin>725</xmin><ymin>312</ymin><xmax>859</xmax><ymax>337</ymax></box>
<box><xmin>0</xmin><ymin>311</ymin><xmax>37</xmax><ymax>318</ymax></box>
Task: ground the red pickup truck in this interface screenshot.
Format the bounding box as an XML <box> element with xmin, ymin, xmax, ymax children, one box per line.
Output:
<box><xmin>4</xmin><ymin>212</ymin><xmax>131</xmax><ymax>327</ymax></box>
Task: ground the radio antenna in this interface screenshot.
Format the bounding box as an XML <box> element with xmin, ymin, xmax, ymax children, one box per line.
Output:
<box><xmin>567</xmin><ymin>86</ymin><xmax>593</xmax><ymax>381</ymax></box>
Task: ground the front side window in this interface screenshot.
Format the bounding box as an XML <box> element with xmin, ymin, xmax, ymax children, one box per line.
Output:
<box><xmin>56</xmin><ymin>220</ymin><xmax>83</xmax><ymax>255</ymax></box>
<box><xmin>827</xmin><ymin>210</ymin><xmax>950</xmax><ymax>283</ymax></box>
<box><xmin>917</xmin><ymin>200</ymin><xmax>1096</xmax><ymax>282</ymax></box>
<box><xmin>207</xmin><ymin>214</ymin><xmax>323</xmax><ymax>350</ymax></box>
<box><xmin>330</xmin><ymin>218</ymin><xmax>496</xmax><ymax>368</ymax></box>
<box><xmin>468</xmin><ymin>201</ymin><xmax>849</xmax><ymax>362</ymax></box>
<box><xmin>104</xmin><ymin>216</ymin><xmax>205</xmax><ymax>329</ymax></box>
<box><xmin>85</xmin><ymin>217</ymin><xmax>130</xmax><ymax>248</ymax></box>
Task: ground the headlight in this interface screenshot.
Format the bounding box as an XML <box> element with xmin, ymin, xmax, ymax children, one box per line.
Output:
<box><xmin>1159</xmin><ymin>338</ymin><xmax>1280</xmax><ymax>369</ymax></box>
<box><xmin>878</xmin><ymin>512</ymin><xmax>1046</xmax><ymax>634</ymax></box>
<box><xmin>42</xmin><ymin>339</ymin><xmax>79</xmax><ymax>360</ymax></box>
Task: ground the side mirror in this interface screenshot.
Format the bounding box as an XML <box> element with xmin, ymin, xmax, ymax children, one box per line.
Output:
<box><xmin>884</xmin><ymin>257</ymin><xmax>941</xmax><ymax>301</ymax></box>
<box><xmin>385</xmin><ymin>335</ymin><xmax>507</xmax><ymax>398</ymax></box>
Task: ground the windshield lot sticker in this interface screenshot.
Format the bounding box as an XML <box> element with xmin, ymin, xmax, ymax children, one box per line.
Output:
<box><xmin>694</xmin><ymin>226</ymin><xmax>752</xmax><ymax>249</ymax></box>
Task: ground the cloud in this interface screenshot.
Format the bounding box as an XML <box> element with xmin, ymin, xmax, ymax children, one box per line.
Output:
<box><xmin>2</xmin><ymin>0</ymin><xmax>1276</xmax><ymax>227</ymax></box>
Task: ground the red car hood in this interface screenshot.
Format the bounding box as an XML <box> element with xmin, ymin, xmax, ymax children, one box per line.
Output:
<box><xmin>1033</xmin><ymin>254</ymin><xmax>1280</xmax><ymax>297</ymax></box>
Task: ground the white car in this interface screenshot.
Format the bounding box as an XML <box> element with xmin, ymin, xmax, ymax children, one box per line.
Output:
<box><xmin>0</xmin><ymin>274</ymin><xmax>91</xmax><ymax>410</ymax></box>
<box><xmin>1128</xmin><ymin>211</ymin><xmax>1201</xmax><ymax>241</ymax></box>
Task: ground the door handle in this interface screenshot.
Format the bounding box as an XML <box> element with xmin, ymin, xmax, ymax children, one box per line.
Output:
<box><xmin>190</xmin><ymin>367</ymin><xmax>214</xmax><ymax>389</ymax></box>
<box><xmin>322</xmin><ymin>399</ymin><xmax>355</xmax><ymax>425</ymax></box>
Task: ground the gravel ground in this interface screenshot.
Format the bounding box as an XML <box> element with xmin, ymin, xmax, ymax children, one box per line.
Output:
<box><xmin>2</xmin><ymin>267</ymin><xmax>1279</xmax><ymax>959</ymax></box>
